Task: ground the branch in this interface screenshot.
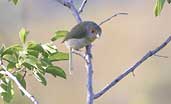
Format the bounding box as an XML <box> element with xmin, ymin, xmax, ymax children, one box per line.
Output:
<box><xmin>94</xmin><ymin>36</ymin><xmax>171</xmax><ymax>99</ymax></box>
<box><xmin>78</xmin><ymin>0</ymin><xmax>88</xmax><ymax>14</ymax></box>
<box><xmin>99</xmin><ymin>12</ymin><xmax>128</xmax><ymax>26</ymax></box>
<box><xmin>56</xmin><ymin>0</ymin><xmax>82</xmax><ymax>22</ymax></box>
<box><xmin>0</xmin><ymin>65</ymin><xmax>38</xmax><ymax>104</ymax></box>
<box><xmin>72</xmin><ymin>50</ymin><xmax>86</xmax><ymax>60</ymax></box>
<box><xmin>57</xmin><ymin>0</ymin><xmax>94</xmax><ymax>104</ymax></box>
<box><xmin>85</xmin><ymin>45</ymin><xmax>94</xmax><ymax>104</ymax></box>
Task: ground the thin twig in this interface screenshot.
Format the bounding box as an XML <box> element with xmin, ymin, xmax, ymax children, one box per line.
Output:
<box><xmin>22</xmin><ymin>69</ymin><xmax>27</xmax><ymax>80</ymax></box>
<box><xmin>99</xmin><ymin>12</ymin><xmax>128</xmax><ymax>26</ymax></box>
<box><xmin>78</xmin><ymin>0</ymin><xmax>88</xmax><ymax>14</ymax></box>
<box><xmin>154</xmin><ymin>54</ymin><xmax>168</xmax><ymax>58</ymax></box>
<box><xmin>94</xmin><ymin>36</ymin><xmax>171</xmax><ymax>99</ymax></box>
<box><xmin>72</xmin><ymin>50</ymin><xmax>86</xmax><ymax>60</ymax></box>
<box><xmin>0</xmin><ymin>65</ymin><xmax>38</xmax><ymax>104</ymax></box>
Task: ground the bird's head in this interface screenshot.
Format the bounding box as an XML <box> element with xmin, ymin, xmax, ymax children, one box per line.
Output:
<box><xmin>85</xmin><ymin>21</ymin><xmax>102</xmax><ymax>42</ymax></box>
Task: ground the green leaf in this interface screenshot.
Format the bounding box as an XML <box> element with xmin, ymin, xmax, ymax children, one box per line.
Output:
<box><xmin>36</xmin><ymin>63</ymin><xmax>46</xmax><ymax>75</ymax></box>
<box><xmin>3</xmin><ymin>54</ymin><xmax>17</xmax><ymax>64</ymax></box>
<box><xmin>9</xmin><ymin>0</ymin><xmax>20</xmax><ymax>5</ymax></box>
<box><xmin>0</xmin><ymin>73</ymin><xmax>4</xmax><ymax>79</ymax></box>
<box><xmin>15</xmin><ymin>73</ymin><xmax>26</xmax><ymax>95</ymax></box>
<box><xmin>51</xmin><ymin>31</ymin><xmax>68</xmax><ymax>41</ymax></box>
<box><xmin>167</xmin><ymin>0</ymin><xmax>171</xmax><ymax>3</ymax></box>
<box><xmin>24</xmin><ymin>55</ymin><xmax>38</xmax><ymax>68</ymax></box>
<box><xmin>27</xmin><ymin>50</ymin><xmax>39</xmax><ymax>57</ymax></box>
<box><xmin>33</xmin><ymin>71</ymin><xmax>47</xmax><ymax>86</ymax></box>
<box><xmin>154</xmin><ymin>0</ymin><xmax>166</xmax><ymax>16</ymax></box>
<box><xmin>22</xmin><ymin>63</ymin><xmax>33</xmax><ymax>70</ymax></box>
<box><xmin>46</xmin><ymin>66</ymin><xmax>66</xmax><ymax>79</ymax></box>
<box><xmin>7</xmin><ymin>63</ymin><xmax>16</xmax><ymax>71</ymax></box>
<box><xmin>40</xmin><ymin>58</ymin><xmax>52</xmax><ymax>66</ymax></box>
<box><xmin>48</xmin><ymin>52</ymin><xmax>69</xmax><ymax>61</ymax></box>
<box><xmin>42</xmin><ymin>43</ymin><xmax>58</xmax><ymax>54</ymax></box>
<box><xmin>0</xmin><ymin>79</ymin><xmax>14</xmax><ymax>103</ymax></box>
<box><xmin>2</xmin><ymin>44</ymin><xmax>22</xmax><ymax>56</ymax></box>
<box><xmin>27</xmin><ymin>42</ymin><xmax>45</xmax><ymax>57</ymax></box>
<box><xmin>12</xmin><ymin>0</ymin><xmax>19</xmax><ymax>5</ymax></box>
<box><xmin>27</xmin><ymin>42</ymin><xmax>43</xmax><ymax>52</ymax></box>
<box><xmin>1</xmin><ymin>92</ymin><xmax>13</xmax><ymax>103</ymax></box>
<box><xmin>19</xmin><ymin>28</ymin><xmax>29</xmax><ymax>44</ymax></box>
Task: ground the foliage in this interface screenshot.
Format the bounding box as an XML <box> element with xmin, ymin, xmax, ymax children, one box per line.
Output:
<box><xmin>154</xmin><ymin>0</ymin><xmax>171</xmax><ymax>16</ymax></box>
<box><xmin>0</xmin><ymin>28</ymin><xmax>68</xmax><ymax>103</ymax></box>
<box><xmin>51</xmin><ymin>31</ymin><xmax>68</xmax><ymax>41</ymax></box>
<box><xmin>9</xmin><ymin>0</ymin><xmax>20</xmax><ymax>5</ymax></box>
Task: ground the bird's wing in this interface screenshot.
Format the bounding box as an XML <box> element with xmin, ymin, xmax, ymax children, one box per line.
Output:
<box><xmin>62</xmin><ymin>22</ymin><xmax>87</xmax><ymax>42</ymax></box>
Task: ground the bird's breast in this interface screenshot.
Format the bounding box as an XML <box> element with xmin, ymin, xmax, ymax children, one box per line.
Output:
<box><xmin>65</xmin><ymin>38</ymin><xmax>91</xmax><ymax>50</ymax></box>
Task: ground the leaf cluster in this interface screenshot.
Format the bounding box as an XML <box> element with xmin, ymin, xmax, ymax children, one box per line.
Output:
<box><xmin>0</xmin><ymin>28</ymin><xmax>69</xmax><ymax>103</ymax></box>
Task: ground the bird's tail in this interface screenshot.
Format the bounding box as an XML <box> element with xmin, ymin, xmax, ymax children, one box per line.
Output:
<box><xmin>69</xmin><ymin>47</ymin><xmax>73</xmax><ymax>74</ymax></box>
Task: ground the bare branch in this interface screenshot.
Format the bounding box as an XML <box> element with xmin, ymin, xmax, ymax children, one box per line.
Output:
<box><xmin>78</xmin><ymin>0</ymin><xmax>88</xmax><ymax>14</ymax></box>
<box><xmin>57</xmin><ymin>0</ymin><xmax>94</xmax><ymax>104</ymax></box>
<box><xmin>0</xmin><ymin>65</ymin><xmax>38</xmax><ymax>104</ymax></box>
<box><xmin>94</xmin><ymin>36</ymin><xmax>171</xmax><ymax>99</ymax></box>
<box><xmin>85</xmin><ymin>45</ymin><xmax>94</xmax><ymax>104</ymax></box>
<box><xmin>56</xmin><ymin>0</ymin><xmax>82</xmax><ymax>23</ymax></box>
<box><xmin>99</xmin><ymin>12</ymin><xmax>128</xmax><ymax>26</ymax></box>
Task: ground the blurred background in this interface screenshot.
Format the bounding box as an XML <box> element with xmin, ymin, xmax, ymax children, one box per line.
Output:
<box><xmin>0</xmin><ymin>0</ymin><xmax>171</xmax><ymax>104</ymax></box>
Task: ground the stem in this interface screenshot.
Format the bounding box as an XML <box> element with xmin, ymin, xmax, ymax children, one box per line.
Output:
<box><xmin>0</xmin><ymin>65</ymin><xmax>38</xmax><ymax>104</ymax></box>
<box><xmin>57</xmin><ymin>0</ymin><xmax>94</xmax><ymax>104</ymax></box>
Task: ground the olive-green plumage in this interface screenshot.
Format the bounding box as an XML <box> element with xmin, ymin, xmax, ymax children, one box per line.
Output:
<box><xmin>62</xmin><ymin>22</ymin><xmax>87</xmax><ymax>41</ymax></box>
<box><xmin>62</xmin><ymin>21</ymin><xmax>101</xmax><ymax>43</ymax></box>
<box><xmin>63</xmin><ymin>21</ymin><xmax>102</xmax><ymax>74</ymax></box>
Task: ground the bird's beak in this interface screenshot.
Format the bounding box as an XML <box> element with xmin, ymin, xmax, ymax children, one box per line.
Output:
<box><xmin>96</xmin><ymin>33</ymin><xmax>100</xmax><ymax>39</ymax></box>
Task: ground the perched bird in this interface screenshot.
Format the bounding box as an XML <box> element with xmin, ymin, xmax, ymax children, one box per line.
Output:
<box><xmin>62</xmin><ymin>21</ymin><xmax>102</xmax><ymax>74</ymax></box>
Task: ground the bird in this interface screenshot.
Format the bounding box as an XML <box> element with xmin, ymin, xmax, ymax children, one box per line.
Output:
<box><xmin>62</xmin><ymin>21</ymin><xmax>102</xmax><ymax>74</ymax></box>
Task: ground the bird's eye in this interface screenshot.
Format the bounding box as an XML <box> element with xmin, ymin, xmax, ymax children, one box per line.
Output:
<box><xmin>91</xmin><ymin>29</ymin><xmax>95</xmax><ymax>33</ymax></box>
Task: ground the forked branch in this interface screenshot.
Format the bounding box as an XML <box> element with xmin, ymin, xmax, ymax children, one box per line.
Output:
<box><xmin>57</xmin><ymin>0</ymin><xmax>171</xmax><ymax>103</ymax></box>
<box><xmin>94</xmin><ymin>36</ymin><xmax>171</xmax><ymax>99</ymax></box>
